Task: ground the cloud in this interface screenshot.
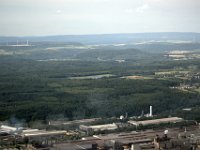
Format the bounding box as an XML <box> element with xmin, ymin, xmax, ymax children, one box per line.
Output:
<box><xmin>56</xmin><ymin>9</ymin><xmax>61</xmax><ymax>14</ymax></box>
<box><xmin>146</xmin><ymin>0</ymin><xmax>162</xmax><ymax>2</ymax></box>
<box><xmin>136</xmin><ymin>4</ymin><xmax>149</xmax><ymax>13</ymax></box>
<box><xmin>0</xmin><ymin>0</ymin><xmax>199</xmax><ymax>36</ymax></box>
<box><xmin>124</xmin><ymin>9</ymin><xmax>134</xmax><ymax>14</ymax></box>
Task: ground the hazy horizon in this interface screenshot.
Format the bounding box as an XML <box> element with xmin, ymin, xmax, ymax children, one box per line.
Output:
<box><xmin>0</xmin><ymin>32</ymin><xmax>200</xmax><ymax>38</ymax></box>
<box><xmin>0</xmin><ymin>0</ymin><xmax>200</xmax><ymax>36</ymax></box>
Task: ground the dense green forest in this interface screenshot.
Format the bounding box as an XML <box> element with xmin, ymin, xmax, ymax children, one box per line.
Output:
<box><xmin>0</xmin><ymin>39</ymin><xmax>200</xmax><ymax>122</ymax></box>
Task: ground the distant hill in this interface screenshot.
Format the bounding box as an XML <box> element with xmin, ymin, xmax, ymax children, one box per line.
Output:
<box><xmin>0</xmin><ymin>32</ymin><xmax>200</xmax><ymax>45</ymax></box>
<box><xmin>75</xmin><ymin>48</ymin><xmax>150</xmax><ymax>61</ymax></box>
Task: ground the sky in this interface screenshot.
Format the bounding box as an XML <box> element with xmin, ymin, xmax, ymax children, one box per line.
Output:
<box><xmin>0</xmin><ymin>0</ymin><xmax>199</xmax><ymax>36</ymax></box>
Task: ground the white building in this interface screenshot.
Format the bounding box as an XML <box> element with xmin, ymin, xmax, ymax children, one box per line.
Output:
<box><xmin>80</xmin><ymin>123</ymin><xmax>118</xmax><ymax>133</ymax></box>
<box><xmin>128</xmin><ymin>117</ymin><xmax>183</xmax><ymax>126</ymax></box>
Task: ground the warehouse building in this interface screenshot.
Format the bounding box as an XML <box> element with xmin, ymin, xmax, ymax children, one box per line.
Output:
<box><xmin>128</xmin><ymin>117</ymin><xmax>183</xmax><ymax>126</ymax></box>
<box><xmin>80</xmin><ymin>123</ymin><xmax>118</xmax><ymax>134</ymax></box>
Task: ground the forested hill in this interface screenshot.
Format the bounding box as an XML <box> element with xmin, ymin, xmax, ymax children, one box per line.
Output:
<box><xmin>1</xmin><ymin>34</ymin><xmax>200</xmax><ymax>122</ymax></box>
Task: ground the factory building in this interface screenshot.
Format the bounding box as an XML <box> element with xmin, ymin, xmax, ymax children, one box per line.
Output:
<box><xmin>21</xmin><ymin>129</ymin><xmax>67</xmax><ymax>146</ymax></box>
<box><xmin>113</xmin><ymin>138</ymin><xmax>154</xmax><ymax>150</ymax></box>
<box><xmin>49</xmin><ymin>118</ymin><xmax>101</xmax><ymax>126</ymax></box>
<box><xmin>22</xmin><ymin>129</ymin><xmax>67</xmax><ymax>137</ymax></box>
<box><xmin>80</xmin><ymin>123</ymin><xmax>118</xmax><ymax>134</ymax></box>
<box><xmin>0</xmin><ymin>125</ymin><xmax>68</xmax><ymax>149</ymax></box>
<box><xmin>51</xmin><ymin>143</ymin><xmax>98</xmax><ymax>150</ymax></box>
<box><xmin>153</xmin><ymin>132</ymin><xmax>200</xmax><ymax>150</ymax></box>
<box><xmin>128</xmin><ymin>117</ymin><xmax>183</xmax><ymax>126</ymax></box>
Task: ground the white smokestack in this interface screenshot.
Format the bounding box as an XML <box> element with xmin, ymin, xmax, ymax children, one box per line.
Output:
<box><xmin>164</xmin><ymin>130</ymin><xmax>168</xmax><ymax>135</ymax></box>
<box><xmin>150</xmin><ymin>105</ymin><xmax>152</xmax><ymax>117</ymax></box>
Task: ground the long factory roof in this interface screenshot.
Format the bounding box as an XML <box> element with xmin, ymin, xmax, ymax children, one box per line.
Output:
<box><xmin>128</xmin><ymin>117</ymin><xmax>183</xmax><ymax>126</ymax></box>
<box><xmin>22</xmin><ymin>129</ymin><xmax>66</xmax><ymax>137</ymax></box>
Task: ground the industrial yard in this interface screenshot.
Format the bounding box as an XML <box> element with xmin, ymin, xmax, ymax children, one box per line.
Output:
<box><xmin>1</xmin><ymin>123</ymin><xmax>200</xmax><ymax>150</ymax></box>
<box><xmin>1</xmin><ymin>106</ymin><xmax>200</xmax><ymax>150</ymax></box>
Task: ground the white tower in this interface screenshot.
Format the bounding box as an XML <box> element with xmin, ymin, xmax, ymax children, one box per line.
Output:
<box><xmin>150</xmin><ymin>105</ymin><xmax>152</xmax><ymax>117</ymax></box>
<box><xmin>164</xmin><ymin>130</ymin><xmax>168</xmax><ymax>135</ymax></box>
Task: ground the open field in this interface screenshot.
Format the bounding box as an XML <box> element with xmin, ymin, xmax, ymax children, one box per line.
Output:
<box><xmin>122</xmin><ymin>75</ymin><xmax>154</xmax><ymax>80</ymax></box>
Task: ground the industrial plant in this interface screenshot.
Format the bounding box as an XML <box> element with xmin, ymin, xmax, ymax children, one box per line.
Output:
<box><xmin>1</xmin><ymin>106</ymin><xmax>200</xmax><ymax>150</ymax></box>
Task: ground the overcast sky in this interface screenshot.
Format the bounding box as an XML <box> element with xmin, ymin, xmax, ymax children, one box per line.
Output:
<box><xmin>0</xmin><ymin>0</ymin><xmax>199</xmax><ymax>36</ymax></box>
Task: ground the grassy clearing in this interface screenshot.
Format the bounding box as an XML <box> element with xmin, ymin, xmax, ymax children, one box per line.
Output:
<box><xmin>155</xmin><ymin>70</ymin><xmax>189</xmax><ymax>75</ymax></box>
<box><xmin>123</xmin><ymin>75</ymin><xmax>154</xmax><ymax>80</ymax></box>
<box><xmin>194</xmin><ymin>88</ymin><xmax>200</xmax><ymax>93</ymax></box>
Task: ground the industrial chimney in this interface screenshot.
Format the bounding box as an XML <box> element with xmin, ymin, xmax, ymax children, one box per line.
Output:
<box><xmin>150</xmin><ymin>106</ymin><xmax>152</xmax><ymax>117</ymax></box>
